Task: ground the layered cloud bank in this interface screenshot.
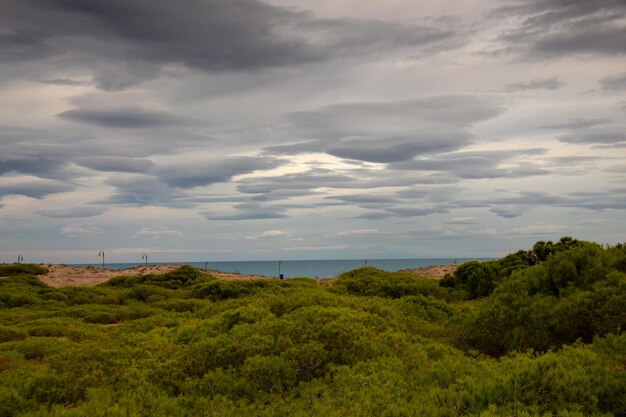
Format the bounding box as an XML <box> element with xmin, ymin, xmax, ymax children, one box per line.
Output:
<box><xmin>1</xmin><ymin>0</ymin><xmax>624</xmax><ymax>262</ymax></box>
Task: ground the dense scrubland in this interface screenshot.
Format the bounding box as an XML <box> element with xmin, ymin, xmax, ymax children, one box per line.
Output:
<box><xmin>1</xmin><ymin>238</ymin><xmax>625</xmax><ymax>416</ymax></box>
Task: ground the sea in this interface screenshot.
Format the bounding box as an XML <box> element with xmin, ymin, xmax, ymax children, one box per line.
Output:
<box><xmin>71</xmin><ymin>258</ymin><xmax>487</xmax><ymax>279</ymax></box>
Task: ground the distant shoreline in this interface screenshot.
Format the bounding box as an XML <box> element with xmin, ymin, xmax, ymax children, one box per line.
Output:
<box><xmin>58</xmin><ymin>258</ymin><xmax>477</xmax><ymax>279</ymax></box>
<box><xmin>30</xmin><ymin>263</ymin><xmax>458</xmax><ymax>287</ymax></box>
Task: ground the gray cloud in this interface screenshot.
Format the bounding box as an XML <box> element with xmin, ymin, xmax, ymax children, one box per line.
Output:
<box><xmin>99</xmin><ymin>175</ymin><xmax>186</xmax><ymax>207</ymax></box>
<box><xmin>600</xmin><ymin>73</ymin><xmax>626</xmax><ymax>91</ymax></box>
<box><xmin>494</xmin><ymin>0</ymin><xmax>626</xmax><ymax>57</ymax></box>
<box><xmin>58</xmin><ymin>106</ymin><xmax>184</xmax><ymax>129</ymax></box>
<box><xmin>490</xmin><ymin>206</ymin><xmax>525</xmax><ymax>218</ymax></box>
<box><xmin>452</xmin><ymin>189</ymin><xmax>626</xmax><ymax>219</ymax></box>
<box><xmin>266</xmin><ymin>95</ymin><xmax>505</xmax><ymax>163</ymax></box>
<box><xmin>91</xmin><ymin>157</ymin><xmax>284</xmax><ymax>208</ymax></box>
<box><xmin>542</xmin><ymin>118</ymin><xmax>609</xmax><ymax>130</ymax></box>
<box><xmin>158</xmin><ymin>157</ymin><xmax>284</xmax><ymax>189</ymax></box>
<box><xmin>0</xmin><ymin>154</ymin><xmax>72</xmax><ymax>180</ymax></box>
<box><xmin>559</xmin><ymin>130</ymin><xmax>625</xmax><ymax>145</ymax></box>
<box><xmin>328</xmin><ymin>195</ymin><xmax>398</xmax><ymax>205</ymax></box>
<box><xmin>0</xmin><ymin>180</ymin><xmax>74</xmax><ymax>199</ymax></box>
<box><xmin>353</xmin><ymin>206</ymin><xmax>449</xmax><ymax>220</ymax></box>
<box><xmin>37</xmin><ymin>207</ymin><xmax>107</xmax><ymax>219</ymax></box>
<box><xmin>1</xmin><ymin>0</ymin><xmax>457</xmax><ymax>90</ymax></box>
<box><xmin>507</xmin><ymin>77</ymin><xmax>564</xmax><ymax>90</ymax></box>
<box><xmin>238</xmin><ymin>169</ymin><xmax>354</xmax><ymax>195</ymax></box>
<box><xmin>495</xmin><ymin>190</ymin><xmax>626</xmax><ymax>211</ymax></box>
<box><xmin>390</xmin><ymin>149</ymin><xmax>549</xmax><ymax>179</ymax></box>
<box><xmin>0</xmin><ymin>125</ymin><xmax>198</xmax><ymax>184</ymax></box>
<box><xmin>41</xmin><ymin>78</ymin><xmax>93</xmax><ymax>86</ymax></box>
<box><xmin>74</xmin><ymin>156</ymin><xmax>155</xmax><ymax>173</ymax></box>
<box><xmin>203</xmin><ymin>202</ymin><xmax>288</xmax><ymax>221</ymax></box>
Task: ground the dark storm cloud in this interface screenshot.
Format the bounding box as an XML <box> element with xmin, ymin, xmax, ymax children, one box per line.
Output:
<box><xmin>36</xmin><ymin>207</ymin><xmax>107</xmax><ymax>218</ymax></box>
<box><xmin>0</xmin><ymin>180</ymin><xmax>74</xmax><ymax>199</ymax></box>
<box><xmin>507</xmin><ymin>77</ymin><xmax>564</xmax><ymax>90</ymax></box>
<box><xmin>266</xmin><ymin>95</ymin><xmax>505</xmax><ymax>163</ymax></box>
<box><xmin>58</xmin><ymin>107</ymin><xmax>184</xmax><ymax>129</ymax></box>
<box><xmin>1</xmin><ymin>0</ymin><xmax>457</xmax><ymax>89</ymax></box>
<box><xmin>0</xmin><ymin>0</ymin><xmax>314</xmax><ymax>68</ymax></box>
<box><xmin>600</xmin><ymin>73</ymin><xmax>626</xmax><ymax>91</ymax></box>
<box><xmin>494</xmin><ymin>0</ymin><xmax>626</xmax><ymax>57</ymax></box>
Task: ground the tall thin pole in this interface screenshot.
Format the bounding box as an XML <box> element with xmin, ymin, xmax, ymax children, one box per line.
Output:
<box><xmin>278</xmin><ymin>261</ymin><xmax>283</xmax><ymax>279</ymax></box>
<box><xmin>142</xmin><ymin>254</ymin><xmax>148</xmax><ymax>266</ymax></box>
<box><xmin>98</xmin><ymin>250</ymin><xmax>105</xmax><ymax>269</ymax></box>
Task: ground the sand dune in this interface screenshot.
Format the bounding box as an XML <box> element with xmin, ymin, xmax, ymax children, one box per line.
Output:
<box><xmin>38</xmin><ymin>264</ymin><xmax>274</xmax><ymax>287</ymax></box>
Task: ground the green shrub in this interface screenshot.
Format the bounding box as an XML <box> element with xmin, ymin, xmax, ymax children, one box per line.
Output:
<box><xmin>190</xmin><ymin>280</ymin><xmax>272</xmax><ymax>301</ymax></box>
<box><xmin>106</xmin><ymin>265</ymin><xmax>210</xmax><ymax>289</ymax></box>
<box><xmin>463</xmin><ymin>243</ymin><xmax>626</xmax><ymax>355</ymax></box>
<box><xmin>0</xmin><ymin>326</ymin><xmax>27</xmax><ymax>343</ymax></box>
<box><xmin>0</xmin><ymin>239</ymin><xmax>623</xmax><ymax>417</ymax></box>
<box><xmin>334</xmin><ymin>267</ymin><xmax>445</xmax><ymax>299</ymax></box>
<box><xmin>83</xmin><ymin>312</ymin><xmax>118</xmax><ymax>324</ymax></box>
<box><xmin>0</xmin><ymin>264</ymin><xmax>48</xmax><ymax>276</ymax></box>
<box><xmin>441</xmin><ymin>237</ymin><xmax>585</xmax><ymax>299</ymax></box>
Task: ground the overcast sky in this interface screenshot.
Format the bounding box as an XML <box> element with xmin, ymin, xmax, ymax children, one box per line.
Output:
<box><xmin>1</xmin><ymin>0</ymin><xmax>625</xmax><ymax>263</ymax></box>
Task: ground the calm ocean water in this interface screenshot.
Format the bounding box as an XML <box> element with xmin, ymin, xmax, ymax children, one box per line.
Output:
<box><xmin>72</xmin><ymin>258</ymin><xmax>487</xmax><ymax>279</ymax></box>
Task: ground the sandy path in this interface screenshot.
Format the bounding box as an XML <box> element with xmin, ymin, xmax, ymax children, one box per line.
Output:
<box><xmin>38</xmin><ymin>264</ymin><xmax>275</xmax><ymax>287</ymax></box>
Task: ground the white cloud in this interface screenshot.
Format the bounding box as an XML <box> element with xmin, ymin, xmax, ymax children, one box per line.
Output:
<box><xmin>60</xmin><ymin>225</ymin><xmax>103</xmax><ymax>238</ymax></box>
<box><xmin>246</xmin><ymin>230</ymin><xmax>292</xmax><ymax>240</ymax></box>
<box><xmin>510</xmin><ymin>225</ymin><xmax>573</xmax><ymax>236</ymax></box>
<box><xmin>132</xmin><ymin>228</ymin><xmax>184</xmax><ymax>239</ymax></box>
<box><xmin>336</xmin><ymin>229</ymin><xmax>388</xmax><ymax>236</ymax></box>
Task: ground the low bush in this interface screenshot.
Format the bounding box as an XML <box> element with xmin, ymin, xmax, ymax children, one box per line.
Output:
<box><xmin>0</xmin><ymin>264</ymin><xmax>48</xmax><ymax>277</ymax></box>
<box><xmin>0</xmin><ymin>239</ymin><xmax>623</xmax><ymax>416</ymax></box>
<box><xmin>333</xmin><ymin>267</ymin><xmax>445</xmax><ymax>299</ymax></box>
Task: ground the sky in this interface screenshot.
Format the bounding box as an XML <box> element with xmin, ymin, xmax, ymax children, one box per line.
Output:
<box><xmin>1</xmin><ymin>0</ymin><xmax>625</xmax><ymax>264</ymax></box>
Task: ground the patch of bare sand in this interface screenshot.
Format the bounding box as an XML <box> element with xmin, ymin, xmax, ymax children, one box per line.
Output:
<box><xmin>36</xmin><ymin>263</ymin><xmax>456</xmax><ymax>287</ymax></box>
<box><xmin>400</xmin><ymin>264</ymin><xmax>457</xmax><ymax>279</ymax></box>
<box><xmin>38</xmin><ymin>264</ymin><xmax>276</xmax><ymax>287</ymax></box>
